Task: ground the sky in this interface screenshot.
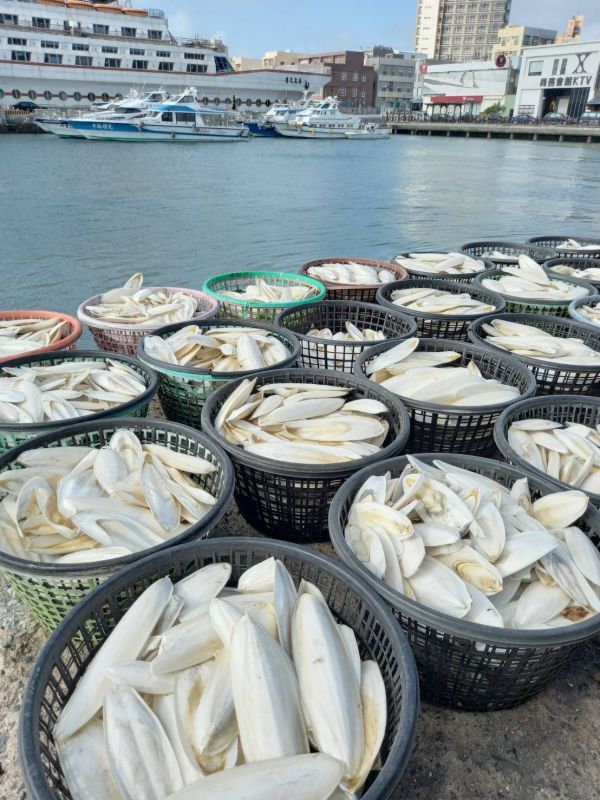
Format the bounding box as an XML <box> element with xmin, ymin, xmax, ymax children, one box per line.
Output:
<box><xmin>157</xmin><ymin>0</ymin><xmax>600</xmax><ymax>57</ymax></box>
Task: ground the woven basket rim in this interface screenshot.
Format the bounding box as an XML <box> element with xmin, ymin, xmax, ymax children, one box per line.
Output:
<box><xmin>528</xmin><ymin>235</ymin><xmax>600</xmax><ymax>249</ymax></box>
<box><xmin>299</xmin><ymin>258</ymin><xmax>407</xmax><ymax>290</ymax></box>
<box><xmin>0</xmin><ymin>311</ymin><xmax>82</xmax><ymax>361</ymax></box>
<box><xmin>0</xmin><ymin>350</ymin><xmax>158</xmax><ymax>432</ymax></box>
<box><xmin>392</xmin><ymin>251</ymin><xmax>495</xmax><ymax>279</ymax></box>
<box><xmin>473</xmin><ymin>268</ymin><xmax>595</xmax><ymax>307</ymax></box>
<box><xmin>18</xmin><ymin>535</ymin><xmax>420</xmax><ymax>800</ymax></box>
<box><xmin>0</xmin><ymin>417</ymin><xmax>234</xmax><ymax>577</ymax></box>
<box><xmin>460</xmin><ymin>240</ymin><xmax>558</xmax><ymax>257</ymax></box>
<box><xmin>353</xmin><ymin>336</ymin><xmax>537</xmax><ymax>414</ymax></box>
<box><xmin>569</xmin><ymin>293</ymin><xmax>600</xmax><ymax>325</ymax></box>
<box><xmin>376</xmin><ymin>277</ymin><xmax>507</xmax><ymax>321</ymax></box>
<box><xmin>329</xmin><ymin>452</ymin><xmax>600</xmax><ymax>648</ymax></box>
<box><xmin>77</xmin><ymin>287</ymin><xmax>219</xmax><ymax>332</ymax></box>
<box><xmin>494</xmin><ymin>394</ymin><xmax>600</xmax><ymax>506</ymax></box>
<box><xmin>137</xmin><ymin>318</ymin><xmax>302</xmax><ymax>378</ymax></box>
<box><xmin>201</xmin><ymin>367</ymin><xmax>411</xmax><ymax>478</ymax></box>
<box><xmin>544</xmin><ymin>258</ymin><xmax>600</xmax><ymax>289</ymax></box>
<box><xmin>203</xmin><ymin>271</ymin><xmax>326</xmax><ymax>309</ymax></box>
<box><xmin>275</xmin><ymin>299</ymin><xmax>417</xmax><ymax>347</ymax></box>
<box><xmin>467</xmin><ymin>312</ymin><xmax>600</xmax><ymax>373</ymax></box>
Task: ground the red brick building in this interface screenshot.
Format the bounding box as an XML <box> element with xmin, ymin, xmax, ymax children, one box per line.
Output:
<box><xmin>298</xmin><ymin>50</ymin><xmax>375</xmax><ymax>110</ymax></box>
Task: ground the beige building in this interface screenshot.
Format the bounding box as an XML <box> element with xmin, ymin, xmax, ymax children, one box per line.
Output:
<box><xmin>414</xmin><ymin>0</ymin><xmax>511</xmax><ymax>62</ymax></box>
<box><xmin>556</xmin><ymin>15</ymin><xmax>584</xmax><ymax>45</ymax></box>
<box><xmin>231</xmin><ymin>56</ymin><xmax>263</xmax><ymax>71</ymax></box>
<box><xmin>492</xmin><ymin>25</ymin><xmax>556</xmax><ymax>61</ymax></box>
<box><xmin>262</xmin><ymin>51</ymin><xmax>306</xmax><ymax>68</ymax></box>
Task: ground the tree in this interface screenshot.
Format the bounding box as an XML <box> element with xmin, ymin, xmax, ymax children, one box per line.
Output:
<box><xmin>482</xmin><ymin>103</ymin><xmax>506</xmax><ymax>116</ymax></box>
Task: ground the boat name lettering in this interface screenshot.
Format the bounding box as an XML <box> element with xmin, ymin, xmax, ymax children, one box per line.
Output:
<box><xmin>285</xmin><ymin>76</ymin><xmax>303</xmax><ymax>84</ymax></box>
<box><xmin>91</xmin><ymin>122</ymin><xmax>115</xmax><ymax>130</ymax></box>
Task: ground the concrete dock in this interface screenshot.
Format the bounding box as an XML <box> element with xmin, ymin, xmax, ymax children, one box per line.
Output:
<box><xmin>388</xmin><ymin>120</ymin><xmax>600</xmax><ymax>144</ymax></box>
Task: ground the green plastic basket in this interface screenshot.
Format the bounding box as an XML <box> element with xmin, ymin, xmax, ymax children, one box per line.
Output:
<box><xmin>473</xmin><ymin>268</ymin><xmax>594</xmax><ymax>317</ymax></box>
<box><xmin>203</xmin><ymin>271</ymin><xmax>326</xmax><ymax>322</ymax></box>
<box><xmin>0</xmin><ymin>350</ymin><xmax>158</xmax><ymax>453</ymax></box>
<box><xmin>0</xmin><ymin>418</ymin><xmax>234</xmax><ymax>630</ymax></box>
<box><xmin>137</xmin><ymin>319</ymin><xmax>301</xmax><ymax>428</ymax></box>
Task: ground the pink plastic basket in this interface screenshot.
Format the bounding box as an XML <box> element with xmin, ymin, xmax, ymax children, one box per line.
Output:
<box><xmin>77</xmin><ymin>287</ymin><xmax>219</xmax><ymax>355</ymax></box>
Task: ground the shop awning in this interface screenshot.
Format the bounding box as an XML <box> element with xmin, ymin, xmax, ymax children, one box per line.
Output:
<box><xmin>429</xmin><ymin>95</ymin><xmax>483</xmax><ymax>104</ymax></box>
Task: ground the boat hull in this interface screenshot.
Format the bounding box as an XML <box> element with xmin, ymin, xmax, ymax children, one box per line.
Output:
<box><xmin>33</xmin><ymin>117</ymin><xmax>86</xmax><ymax>138</ymax></box>
<box><xmin>273</xmin><ymin>124</ymin><xmax>351</xmax><ymax>139</ymax></box>
<box><xmin>74</xmin><ymin>121</ymin><xmax>249</xmax><ymax>142</ymax></box>
<box><xmin>244</xmin><ymin>121</ymin><xmax>281</xmax><ymax>138</ymax></box>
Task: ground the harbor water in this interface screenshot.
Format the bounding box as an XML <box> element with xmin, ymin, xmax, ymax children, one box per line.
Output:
<box><xmin>2</xmin><ymin>134</ymin><xmax>600</xmax><ymax>317</ymax></box>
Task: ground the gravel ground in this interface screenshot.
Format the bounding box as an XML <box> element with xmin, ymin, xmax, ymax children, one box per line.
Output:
<box><xmin>0</xmin><ymin>403</ymin><xmax>599</xmax><ymax>799</ymax></box>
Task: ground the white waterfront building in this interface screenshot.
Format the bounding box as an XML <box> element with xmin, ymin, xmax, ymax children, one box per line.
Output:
<box><xmin>0</xmin><ymin>0</ymin><xmax>330</xmax><ymax>109</ymax></box>
<box><xmin>514</xmin><ymin>39</ymin><xmax>600</xmax><ymax>118</ymax></box>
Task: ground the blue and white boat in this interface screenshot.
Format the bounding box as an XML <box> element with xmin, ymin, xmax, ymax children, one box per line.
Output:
<box><xmin>68</xmin><ymin>88</ymin><xmax>249</xmax><ymax>142</ymax></box>
<box><xmin>243</xmin><ymin>92</ymin><xmax>315</xmax><ymax>137</ymax></box>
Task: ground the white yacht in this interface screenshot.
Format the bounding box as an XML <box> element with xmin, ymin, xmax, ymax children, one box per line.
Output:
<box><xmin>34</xmin><ymin>87</ymin><xmax>168</xmax><ymax>136</ymax></box>
<box><xmin>273</xmin><ymin>97</ymin><xmax>362</xmax><ymax>138</ymax></box>
<box><xmin>345</xmin><ymin>123</ymin><xmax>390</xmax><ymax>139</ymax></box>
<box><xmin>245</xmin><ymin>91</ymin><xmax>315</xmax><ymax>137</ymax></box>
<box><xmin>70</xmin><ymin>87</ymin><xmax>249</xmax><ymax>141</ymax></box>
<box><xmin>0</xmin><ymin>0</ymin><xmax>330</xmax><ymax>110</ymax></box>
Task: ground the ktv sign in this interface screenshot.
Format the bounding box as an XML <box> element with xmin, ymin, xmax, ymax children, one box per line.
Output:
<box><xmin>538</xmin><ymin>51</ymin><xmax>597</xmax><ymax>89</ymax></box>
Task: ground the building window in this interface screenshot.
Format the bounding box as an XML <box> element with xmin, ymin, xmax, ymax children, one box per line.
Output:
<box><xmin>8</xmin><ymin>38</ymin><xmax>27</xmax><ymax>46</ymax></box>
<box><xmin>361</xmin><ymin>73</ymin><xmax>367</xmax><ymax>81</ymax></box>
<box><xmin>0</xmin><ymin>14</ymin><xmax>18</xmax><ymax>24</ymax></box>
<box><xmin>43</xmin><ymin>90</ymin><xmax>52</xmax><ymax>100</ymax></box>
<box><xmin>156</xmin><ymin>50</ymin><xmax>171</xmax><ymax>57</ymax></box>
<box><xmin>158</xmin><ymin>61</ymin><xmax>173</xmax><ymax>71</ymax></box>
<box><xmin>339</xmin><ymin>87</ymin><xmax>347</xmax><ymax>96</ymax></box>
<box><xmin>72</xmin><ymin>43</ymin><xmax>90</xmax><ymax>51</ymax></box>
<box><xmin>11</xmin><ymin>51</ymin><xmax>31</xmax><ymax>62</ymax></box>
<box><xmin>560</xmin><ymin>58</ymin><xmax>567</xmax><ymax>75</ymax></box>
<box><xmin>341</xmin><ymin>71</ymin><xmax>347</xmax><ymax>81</ymax></box>
<box><xmin>12</xmin><ymin>89</ymin><xmax>22</xmax><ymax>99</ymax></box>
<box><xmin>360</xmin><ymin>91</ymin><xmax>366</xmax><ymax>98</ymax></box>
<box><xmin>121</xmin><ymin>27</ymin><xmax>136</xmax><ymax>37</ymax></box>
<box><xmin>102</xmin><ymin>92</ymin><xmax>110</xmax><ymax>101</ymax></box>
<box><xmin>58</xmin><ymin>91</ymin><xmax>67</xmax><ymax>101</ymax></box>
<box><xmin>184</xmin><ymin>52</ymin><xmax>205</xmax><ymax>60</ymax></box>
<box><xmin>528</xmin><ymin>60</ymin><xmax>543</xmax><ymax>76</ymax></box>
<box><xmin>352</xmin><ymin>72</ymin><xmax>358</xmax><ymax>81</ymax></box>
<box><xmin>44</xmin><ymin>53</ymin><xmax>63</xmax><ymax>64</ymax></box>
<box><xmin>75</xmin><ymin>55</ymin><xmax>93</xmax><ymax>66</ymax></box>
<box><xmin>32</xmin><ymin>17</ymin><xmax>50</xmax><ymax>28</ymax></box>
<box><xmin>87</xmin><ymin>92</ymin><xmax>96</xmax><ymax>101</ymax></box>
<box><xmin>74</xmin><ymin>91</ymin><xmax>82</xmax><ymax>101</ymax></box>
<box><xmin>104</xmin><ymin>58</ymin><xmax>121</xmax><ymax>68</ymax></box>
<box><xmin>28</xmin><ymin>89</ymin><xmax>37</xmax><ymax>100</ymax></box>
<box><xmin>148</xmin><ymin>30</ymin><xmax>162</xmax><ymax>39</ymax></box>
<box><xmin>130</xmin><ymin>48</ymin><xmax>145</xmax><ymax>55</ymax></box>
<box><xmin>352</xmin><ymin>87</ymin><xmax>358</xmax><ymax>97</ymax></box>
<box><xmin>132</xmin><ymin>59</ymin><xmax>148</xmax><ymax>69</ymax></box>
<box><xmin>41</xmin><ymin>40</ymin><xmax>59</xmax><ymax>49</ymax></box>
<box><xmin>186</xmin><ymin>64</ymin><xmax>207</xmax><ymax>73</ymax></box>
<box><xmin>93</xmin><ymin>24</ymin><xmax>109</xmax><ymax>35</ymax></box>
<box><xmin>102</xmin><ymin>46</ymin><xmax>118</xmax><ymax>53</ymax></box>
<box><xmin>551</xmin><ymin>59</ymin><xmax>559</xmax><ymax>76</ymax></box>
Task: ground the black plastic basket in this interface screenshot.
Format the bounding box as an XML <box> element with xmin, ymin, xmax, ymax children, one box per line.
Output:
<box><xmin>528</xmin><ymin>235</ymin><xmax>600</xmax><ymax>259</ymax></box>
<box><xmin>138</xmin><ymin>319</ymin><xmax>301</xmax><ymax>428</ymax></box>
<box><xmin>392</xmin><ymin>250</ymin><xmax>494</xmax><ymax>283</ymax></box>
<box><xmin>460</xmin><ymin>240</ymin><xmax>557</xmax><ymax>267</ymax></box>
<box><xmin>0</xmin><ymin>418</ymin><xmax>234</xmax><ymax>630</ymax></box>
<box><xmin>201</xmin><ymin>368</ymin><xmax>410</xmax><ymax>542</ymax></box>
<box><xmin>473</xmin><ymin>268</ymin><xmax>594</xmax><ymax>317</ymax></box>
<box><xmin>20</xmin><ymin>537</ymin><xmax>420</xmax><ymax>800</ymax></box>
<box><xmin>544</xmin><ymin>256</ymin><xmax>600</xmax><ymax>290</ymax></box>
<box><xmin>354</xmin><ymin>338</ymin><xmax>535</xmax><ymax>456</ymax></box>
<box><xmin>494</xmin><ymin>395</ymin><xmax>600</xmax><ymax>506</ymax></box>
<box><xmin>275</xmin><ymin>300</ymin><xmax>417</xmax><ymax>372</ymax></box>
<box><xmin>569</xmin><ymin>293</ymin><xmax>600</xmax><ymax>327</ymax></box>
<box><xmin>468</xmin><ymin>312</ymin><xmax>600</xmax><ymax>396</ymax></box>
<box><xmin>0</xmin><ymin>350</ymin><xmax>158</xmax><ymax>452</ymax></box>
<box><xmin>375</xmin><ymin>278</ymin><xmax>505</xmax><ymax>341</ymax></box>
<box><xmin>329</xmin><ymin>453</ymin><xmax>600</xmax><ymax>711</ymax></box>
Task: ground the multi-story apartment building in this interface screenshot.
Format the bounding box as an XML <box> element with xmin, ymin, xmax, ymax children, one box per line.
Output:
<box><xmin>363</xmin><ymin>46</ymin><xmax>422</xmax><ymax>111</ymax></box>
<box><xmin>415</xmin><ymin>0</ymin><xmax>512</xmax><ymax>62</ymax></box>
<box><xmin>492</xmin><ymin>25</ymin><xmax>556</xmax><ymax>61</ymax></box>
<box><xmin>556</xmin><ymin>15</ymin><xmax>584</xmax><ymax>45</ymax></box>
<box><xmin>298</xmin><ymin>50</ymin><xmax>375</xmax><ymax>110</ymax></box>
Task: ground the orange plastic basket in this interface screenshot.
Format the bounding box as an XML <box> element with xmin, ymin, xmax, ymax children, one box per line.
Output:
<box><xmin>0</xmin><ymin>310</ymin><xmax>81</xmax><ymax>364</ymax></box>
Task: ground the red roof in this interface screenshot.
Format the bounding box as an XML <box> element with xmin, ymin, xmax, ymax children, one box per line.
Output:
<box><xmin>429</xmin><ymin>95</ymin><xmax>483</xmax><ymax>103</ymax></box>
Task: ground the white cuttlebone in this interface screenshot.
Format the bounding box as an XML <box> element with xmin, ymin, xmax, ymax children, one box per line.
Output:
<box><xmin>337</xmin><ymin>625</ymin><xmax>361</xmax><ymax>687</ymax></box>
<box><xmin>563</xmin><ymin>526</ymin><xmax>600</xmax><ymax>586</ymax></box>
<box><xmin>141</xmin><ymin>461</ymin><xmax>181</xmax><ymax>532</ymax></box>
<box><xmin>464</xmin><ymin>585</ymin><xmax>504</xmax><ymax>627</ymax></box>
<box><xmin>151</xmin><ymin>611</ymin><xmax>222</xmax><ymax>674</ymax></box>
<box><xmin>344</xmin><ymin>660</ymin><xmax>387</xmax><ymax>794</ymax></box>
<box><xmin>104</xmin><ymin>685</ymin><xmax>183</xmax><ymax>800</ymax></box>
<box><xmin>56</xmin><ymin>717</ymin><xmax>121</xmax><ymax>800</ymax></box>
<box><xmin>230</xmin><ymin>614</ymin><xmax>308</xmax><ymax>763</ymax></box>
<box><xmin>106</xmin><ymin>661</ymin><xmax>175</xmax><ymax>694</ymax></box>
<box><xmin>531</xmin><ymin>490</ymin><xmax>588</xmax><ymax>529</ymax></box>
<box><xmin>152</xmin><ymin>691</ymin><xmax>205</xmax><ymax>787</ymax></box>
<box><xmin>365</xmin><ymin>338</ymin><xmax>419</xmax><ymax>376</ymax></box>
<box><xmin>494</xmin><ymin>532</ymin><xmax>558</xmax><ymax>578</ymax></box>
<box><xmin>274</xmin><ymin>560</ymin><xmax>297</xmax><ymax>656</ymax></box>
<box><xmin>345</xmin><ymin>523</ymin><xmax>386</xmax><ymax>580</ymax></box>
<box><xmin>412</xmin><ymin>522</ymin><xmax>461</xmax><ymax>547</ymax></box>
<box><xmin>292</xmin><ymin>593</ymin><xmax>364</xmax><ymax>780</ymax></box>
<box><xmin>237</xmin><ymin>557</ymin><xmax>277</xmax><ymax>592</ymax></box>
<box><xmin>193</xmin><ymin>649</ymin><xmax>237</xmax><ymax>757</ymax></box>
<box><xmin>407</xmin><ymin>556</ymin><xmax>472</xmax><ymax>619</ymax></box>
<box><xmin>215</xmin><ymin>379</ymin><xmax>257</xmax><ymax>432</ymax></box>
<box><xmin>56</xmin><ymin>546</ymin><xmax>133</xmax><ymax>564</ymax></box>
<box><xmin>164</xmin><ymin>753</ymin><xmax>345</xmax><ymax>800</ymax></box>
<box><xmin>143</xmin><ymin>444</ymin><xmax>217</xmax><ymax>476</ymax></box>
<box><xmin>514</xmin><ymin>582</ymin><xmax>571</xmax><ymax>627</ymax></box>
<box><xmin>173</xmin><ymin>562</ymin><xmax>232</xmax><ymax>620</ymax></box>
<box><xmin>54</xmin><ymin>577</ymin><xmax>173</xmax><ymax>742</ymax></box>
<box><xmin>437</xmin><ymin>545</ymin><xmax>503</xmax><ymax>595</ymax></box>
<box><xmin>349</xmin><ymin>501</ymin><xmax>413</xmax><ymax>540</ymax></box>
<box><xmin>469</xmin><ymin>502</ymin><xmax>506</xmax><ymax>563</ymax></box>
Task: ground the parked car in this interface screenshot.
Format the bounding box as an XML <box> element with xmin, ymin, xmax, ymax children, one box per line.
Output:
<box><xmin>11</xmin><ymin>101</ymin><xmax>40</xmax><ymax>111</ymax></box>
<box><xmin>543</xmin><ymin>112</ymin><xmax>574</xmax><ymax>124</ymax></box>
<box><xmin>483</xmin><ymin>113</ymin><xmax>506</xmax><ymax>123</ymax></box>
<box><xmin>580</xmin><ymin>111</ymin><xmax>600</xmax><ymax>125</ymax></box>
<box><xmin>459</xmin><ymin>113</ymin><xmax>478</xmax><ymax>123</ymax></box>
<box><xmin>511</xmin><ymin>114</ymin><xmax>538</xmax><ymax>124</ymax></box>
